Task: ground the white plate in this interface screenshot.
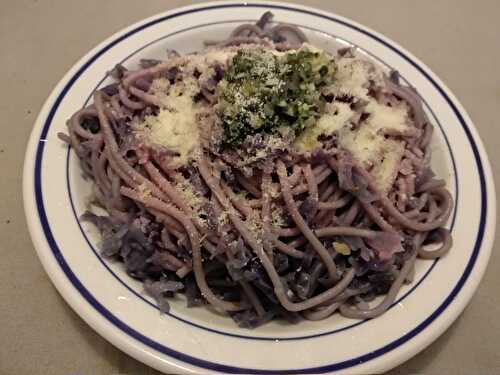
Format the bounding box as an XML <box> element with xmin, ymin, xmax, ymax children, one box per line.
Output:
<box><xmin>23</xmin><ymin>1</ymin><xmax>496</xmax><ymax>374</ymax></box>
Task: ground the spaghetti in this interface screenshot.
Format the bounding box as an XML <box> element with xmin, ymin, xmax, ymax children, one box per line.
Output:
<box><xmin>60</xmin><ymin>12</ymin><xmax>453</xmax><ymax>327</ymax></box>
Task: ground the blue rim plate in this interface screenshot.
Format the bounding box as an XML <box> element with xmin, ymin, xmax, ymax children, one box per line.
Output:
<box><xmin>23</xmin><ymin>2</ymin><xmax>496</xmax><ymax>374</ymax></box>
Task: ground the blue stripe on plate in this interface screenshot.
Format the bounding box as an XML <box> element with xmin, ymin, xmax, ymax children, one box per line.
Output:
<box><xmin>34</xmin><ymin>3</ymin><xmax>487</xmax><ymax>373</ymax></box>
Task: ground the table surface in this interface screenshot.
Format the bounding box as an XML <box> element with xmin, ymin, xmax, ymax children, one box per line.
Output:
<box><xmin>2</xmin><ymin>0</ymin><xmax>499</xmax><ymax>374</ymax></box>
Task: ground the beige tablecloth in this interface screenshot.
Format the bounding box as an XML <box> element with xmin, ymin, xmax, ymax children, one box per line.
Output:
<box><xmin>1</xmin><ymin>0</ymin><xmax>499</xmax><ymax>374</ymax></box>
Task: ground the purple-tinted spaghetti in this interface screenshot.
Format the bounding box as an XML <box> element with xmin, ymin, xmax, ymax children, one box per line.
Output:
<box><xmin>60</xmin><ymin>13</ymin><xmax>453</xmax><ymax>327</ymax></box>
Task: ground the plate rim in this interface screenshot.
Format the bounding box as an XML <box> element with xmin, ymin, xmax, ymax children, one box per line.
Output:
<box><xmin>23</xmin><ymin>1</ymin><xmax>497</xmax><ymax>374</ymax></box>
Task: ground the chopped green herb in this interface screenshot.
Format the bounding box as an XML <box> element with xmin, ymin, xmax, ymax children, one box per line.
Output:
<box><xmin>218</xmin><ymin>48</ymin><xmax>336</xmax><ymax>145</ymax></box>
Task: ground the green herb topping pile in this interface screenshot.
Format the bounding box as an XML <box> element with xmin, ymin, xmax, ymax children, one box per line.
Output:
<box><xmin>218</xmin><ymin>48</ymin><xmax>336</xmax><ymax>145</ymax></box>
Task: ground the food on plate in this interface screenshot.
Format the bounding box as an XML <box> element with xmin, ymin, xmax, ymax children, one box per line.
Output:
<box><xmin>60</xmin><ymin>12</ymin><xmax>453</xmax><ymax>327</ymax></box>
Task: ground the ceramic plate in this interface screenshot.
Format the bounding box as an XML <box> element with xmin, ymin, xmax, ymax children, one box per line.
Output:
<box><xmin>23</xmin><ymin>1</ymin><xmax>496</xmax><ymax>374</ymax></box>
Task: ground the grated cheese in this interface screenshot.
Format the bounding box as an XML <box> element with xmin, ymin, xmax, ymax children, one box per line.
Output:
<box><xmin>327</xmin><ymin>56</ymin><xmax>383</xmax><ymax>101</ymax></box>
<box><xmin>339</xmin><ymin>125</ymin><xmax>384</xmax><ymax>166</ymax></box>
<box><xmin>370</xmin><ymin>140</ymin><xmax>405</xmax><ymax>193</ymax></box>
<box><xmin>174</xmin><ymin>176</ymin><xmax>207</xmax><ymax>221</ymax></box>
<box><xmin>271</xmin><ymin>205</ymin><xmax>286</xmax><ymax>228</ymax></box>
<box><xmin>364</xmin><ymin>100</ymin><xmax>409</xmax><ymax>134</ymax></box>
<box><xmin>246</xmin><ymin>212</ymin><xmax>264</xmax><ymax>242</ymax></box>
<box><xmin>203</xmin><ymin>49</ymin><xmax>237</xmax><ymax>64</ymax></box>
<box><xmin>133</xmin><ymin>93</ymin><xmax>199</xmax><ymax>165</ymax></box>
<box><xmin>294</xmin><ymin>102</ymin><xmax>354</xmax><ymax>151</ymax></box>
<box><xmin>339</xmin><ymin>125</ymin><xmax>405</xmax><ymax>192</ymax></box>
<box><xmin>217</xmin><ymin>210</ymin><xmax>229</xmax><ymax>226</ymax></box>
<box><xmin>137</xmin><ymin>183</ymin><xmax>152</xmax><ymax>199</ymax></box>
<box><xmin>149</xmin><ymin>77</ymin><xmax>170</xmax><ymax>94</ymax></box>
<box><xmin>184</xmin><ymin>49</ymin><xmax>236</xmax><ymax>83</ymax></box>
